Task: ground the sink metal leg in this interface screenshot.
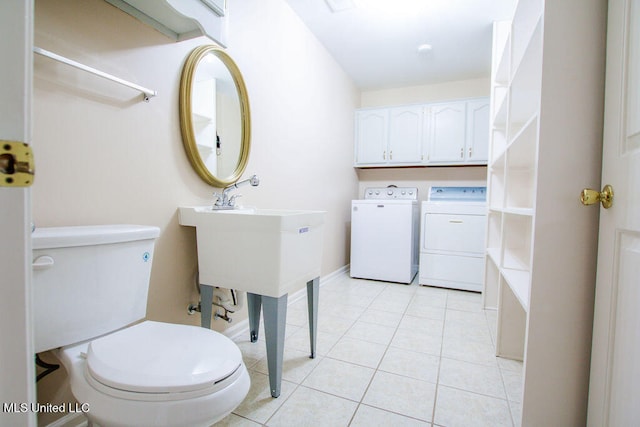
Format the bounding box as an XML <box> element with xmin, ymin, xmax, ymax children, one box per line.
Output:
<box><xmin>247</xmin><ymin>292</ymin><xmax>262</xmax><ymax>342</ymax></box>
<box><xmin>200</xmin><ymin>284</ymin><xmax>214</xmax><ymax>329</ymax></box>
<box><xmin>262</xmin><ymin>294</ymin><xmax>287</xmax><ymax>398</ymax></box>
<box><xmin>306</xmin><ymin>277</ymin><xmax>319</xmax><ymax>358</ymax></box>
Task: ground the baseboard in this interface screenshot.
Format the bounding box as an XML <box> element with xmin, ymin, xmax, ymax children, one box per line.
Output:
<box><xmin>224</xmin><ymin>265</ymin><xmax>349</xmax><ymax>341</ymax></box>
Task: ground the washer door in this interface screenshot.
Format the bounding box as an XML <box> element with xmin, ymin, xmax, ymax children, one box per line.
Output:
<box><xmin>351</xmin><ymin>200</ymin><xmax>415</xmax><ymax>283</ymax></box>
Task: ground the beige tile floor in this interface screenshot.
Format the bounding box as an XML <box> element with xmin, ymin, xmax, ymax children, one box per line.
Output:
<box><xmin>216</xmin><ymin>273</ymin><xmax>523</xmax><ymax>427</ymax></box>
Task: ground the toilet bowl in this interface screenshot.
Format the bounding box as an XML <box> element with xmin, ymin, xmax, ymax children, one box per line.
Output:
<box><xmin>32</xmin><ymin>225</ymin><xmax>250</xmax><ymax>427</ymax></box>
<box><xmin>58</xmin><ymin>321</ymin><xmax>249</xmax><ymax>427</ymax></box>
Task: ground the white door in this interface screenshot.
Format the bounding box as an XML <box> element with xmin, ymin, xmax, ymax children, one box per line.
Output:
<box><xmin>587</xmin><ymin>0</ymin><xmax>640</xmax><ymax>425</ymax></box>
<box><xmin>0</xmin><ymin>1</ymin><xmax>36</xmax><ymax>426</ymax></box>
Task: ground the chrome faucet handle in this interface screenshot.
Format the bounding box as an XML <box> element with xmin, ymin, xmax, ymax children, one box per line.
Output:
<box><xmin>213</xmin><ymin>192</ymin><xmax>224</xmax><ymax>206</ymax></box>
<box><xmin>229</xmin><ymin>194</ymin><xmax>242</xmax><ymax>206</ymax></box>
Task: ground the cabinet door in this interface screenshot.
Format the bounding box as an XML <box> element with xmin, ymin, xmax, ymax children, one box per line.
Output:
<box><xmin>428</xmin><ymin>102</ymin><xmax>467</xmax><ymax>163</ymax></box>
<box><xmin>354</xmin><ymin>109</ymin><xmax>388</xmax><ymax>165</ymax></box>
<box><xmin>388</xmin><ymin>106</ymin><xmax>423</xmax><ymax>163</ymax></box>
<box><xmin>466</xmin><ymin>99</ymin><xmax>490</xmax><ymax>163</ymax></box>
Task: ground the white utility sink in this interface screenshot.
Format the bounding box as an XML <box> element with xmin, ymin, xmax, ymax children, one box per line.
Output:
<box><xmin>178</xmin><ymin>206</ymin><xmax>325</xmax><ymax>298</ymax></box>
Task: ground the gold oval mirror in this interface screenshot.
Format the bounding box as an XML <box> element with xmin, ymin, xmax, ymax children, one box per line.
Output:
<box><xmin>179</xmin><ymin>45</ymin><xmax>251</xmax><ymax>187</ymax></box>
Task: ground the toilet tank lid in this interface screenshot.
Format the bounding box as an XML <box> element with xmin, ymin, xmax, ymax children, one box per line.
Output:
<box><xmin>32</xmin><ymin>224</ymin><xmax>160</xmax><ymax>249</ymax></box>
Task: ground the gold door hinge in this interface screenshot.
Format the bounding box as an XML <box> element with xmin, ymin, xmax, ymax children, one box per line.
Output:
<box><xmin>1</xmin><ymin>140</ymin><xmax>35</xmax><ymax>187</ymax></box>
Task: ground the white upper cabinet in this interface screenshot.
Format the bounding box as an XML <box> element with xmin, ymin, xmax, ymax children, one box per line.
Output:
<box><xmin>466</xmin><ymin>99</ymin><xmax>490</xmax><ymax>163</ymax></box>
<box><xmin>354</xmin><ymin>97</ymin><xmax>489</xmax><ymax>167</ymax></box>
<box><xmin>427</xmin><ymin>102</ymin><xmax>467</xmax><ymax>163</ymax></box>
<box><xmin>388</xmin><ymin>106</ymin><xmax>424</xmax><ymax>164</ymax></box>
<box><xmin>354</xmin><ymin>108</ymin><xmax>388</xmax><ymax>165</ymax></box>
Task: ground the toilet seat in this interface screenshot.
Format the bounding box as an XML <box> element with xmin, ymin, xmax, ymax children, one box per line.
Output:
<box><xmin>85</xmin><ymin>321</ymin><xmax>243</xmax><ymax>397</ymax></box>
<box><xmin>57</xmin><ymin>321</ymin><xmax>251</xmax><ymax>427</ymax></box>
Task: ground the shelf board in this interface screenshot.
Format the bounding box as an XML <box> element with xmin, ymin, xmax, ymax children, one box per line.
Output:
<box><xmin>501</xmin><ymin>267</ymin><xmax>530</xmax><ymax>311</ymax></box>
<box><xmin>503</xmin><ymin>207</ymin><xmax>534</xmax><ymax>216</ymax></box>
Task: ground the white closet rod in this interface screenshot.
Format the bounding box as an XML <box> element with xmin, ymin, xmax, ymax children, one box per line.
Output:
<box><xmin>33</xmin><ymin>47</ymin><xmax>158</xmax><ymax>102</ymax></box>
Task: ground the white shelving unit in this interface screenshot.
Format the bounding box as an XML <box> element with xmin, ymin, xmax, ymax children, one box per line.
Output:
<box><xmin>483</xmin><ymin>0</ymin><xmax>606</xmax><ymax>425</ymax></box>
<box><xmin>484</xmin><ymin>0</ymin><xmax>541</xmax><ymax>312</ymax></box>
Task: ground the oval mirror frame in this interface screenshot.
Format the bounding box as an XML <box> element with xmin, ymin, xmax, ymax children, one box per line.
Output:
<box><xmin>179</xmin><ymin>45</ymin><xmax>251</xmax><ymax>187</ymax></box>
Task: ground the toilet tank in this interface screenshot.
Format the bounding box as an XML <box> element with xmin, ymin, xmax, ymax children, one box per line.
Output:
<box><xmin>32</xmin><ymin>225</ymin><xmax>160</xmax><ymax>353</ymax></box>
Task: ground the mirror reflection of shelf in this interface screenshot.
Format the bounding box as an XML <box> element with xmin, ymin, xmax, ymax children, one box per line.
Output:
<box><xmin>192</xmin><ymin>78</ymin><xmax>216</xmax><ymax>119</ymax></box>
<box><xmin>192</xmin><ymin>112</ymin><xmax>214</xmax><ymax>124</ymax></box>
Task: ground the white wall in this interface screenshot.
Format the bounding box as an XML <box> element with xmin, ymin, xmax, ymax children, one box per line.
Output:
<box><xmin>361</xmin><ymin>77</ymin><xmax>490</xmax><ymax>107</ymax></box>
<box><xmin>32</xmin><ymin>1</ymin><xmax>358</xmax><ymax>421</ymax></box>
<box><xmin>33</xmin><ymin>0</ymin><xmax>358</xmax><ymax>327</ymax></box>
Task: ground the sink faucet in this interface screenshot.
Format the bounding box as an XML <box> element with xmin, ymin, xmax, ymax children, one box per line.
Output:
<box><xmin>213</xmin><ymin>174</ymin><xmax>260</xmax><ymax>209</ymax></box>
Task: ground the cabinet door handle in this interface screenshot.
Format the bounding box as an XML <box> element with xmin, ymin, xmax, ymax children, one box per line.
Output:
<box><xmin>390</xmin><ymin>150</ymin><xmax>393</xmax><ymax>160</ymax></box>
<box><xmin>383</xmin><ymin>150</ymin><xmax>386</xmax><ymax>160</ymax></box>
<box><xmin>449</xmin><ymin>219</ymin><xmax>463</xmax><ymax>224</ymax></box>
<box><xmin>460</xmin><ymin>147</ymin><xmax>464</xmax><ymax>158</ymax></box>
<box><xmin>469</xmin><ymin>147</ymin><xmax>473</xmax><ymax>158</ymax></box>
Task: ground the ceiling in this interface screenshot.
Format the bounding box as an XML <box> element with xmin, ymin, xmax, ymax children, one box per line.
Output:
<box><xmin>284</xmin><ymin>0</ymin><xmax>516</xmax><ymax>90</ymax></box>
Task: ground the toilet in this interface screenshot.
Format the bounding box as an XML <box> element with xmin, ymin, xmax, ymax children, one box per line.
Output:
<box><xmin>32</xmin><ymin>224</ymin><xmax>250</xmax><ymax>427</ymax></box>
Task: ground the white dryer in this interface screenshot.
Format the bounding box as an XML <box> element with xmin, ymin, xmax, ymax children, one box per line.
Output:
<box><xmin>419</xmin><ymin>186</ymin><xmax>487</xmax><ymax>292</ymax></box>
<box><xmin>350</xmin><ymin>187</ymin><xmax>419</xmax><ymax>284</ymax></box>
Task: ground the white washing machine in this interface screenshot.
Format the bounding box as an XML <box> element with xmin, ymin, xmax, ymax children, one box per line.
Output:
<box><xmin>350</xmin><ymin>187</ymin><xmax>419</xmax><ymax>284</ymax></box>
<box><xmin>419</xmin><ymin>186</ymin><xmax>487</xmax><ymax>292</ymax></box>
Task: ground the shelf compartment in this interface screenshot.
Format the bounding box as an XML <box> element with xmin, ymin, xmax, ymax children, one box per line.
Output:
<box><xmin>484</xmin><ymin>256</ymin><xmax>501</xmax><ymax>310</ymax></box>
<box><xmin>502</xmin><ymin>213</ymin><xmax>532</xmax><ymax>271</ymax></box>
<box><xmin>492</xmin><ymin>86</ymin><xmax>509</xmax><ymax>125</ymax></box>
<box><xmin>504</xmin><ymin>167</ymin><xmax>535</xmax><ymax>211</ymax></box>
<box><xmin>508</xmin><ymin>20</ymin><xmax>542</xmax><ymax>135</ymax></box>
<box><xmin>486</xmin><ymin>210</ymin><xmax>503</xmax><ymax>256</ymax></box>
<box><xmin>510</xmin><ymin>0</ymin><xmax>543</xmax><ymax>77</ymax></box>
<box><xmin>490</xmin><ymin>127</ymin><xmax>508</xmax><ymax>164</ymax></box>
<box><xmin>488</xmin><ymin>166</ymin><xmax>505</xmax><ymax>210</ymax></box>
<box><xmin>492</xmin><ymin>20</ymin><xmax>511</xmax><ymax>86</ymax></box>
<box><xmin>507</xmin><ymin>114</ymin><xmax>538</xmax><ymax>159</ymax></box>
<box><xmin>501</xmin><ymin>267</ymin><xmax>530</xmax><ymax>311</ymax></box>
<box><xmin>496</xmin><ymin>276</ymin><xmax>527</xmax><ymax>360</ymax></box>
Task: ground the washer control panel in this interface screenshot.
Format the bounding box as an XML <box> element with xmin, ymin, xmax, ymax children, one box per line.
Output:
<box><xmin>363</xmin><ymin>187</ymin><xmax>418</xmax><ymax>200</ymax></box>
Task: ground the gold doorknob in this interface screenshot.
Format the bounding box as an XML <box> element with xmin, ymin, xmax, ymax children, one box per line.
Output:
<box><xmin>581</xmin><ymin>184</ymin><xmax>614</xmax><ymax>209</ymax></box>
